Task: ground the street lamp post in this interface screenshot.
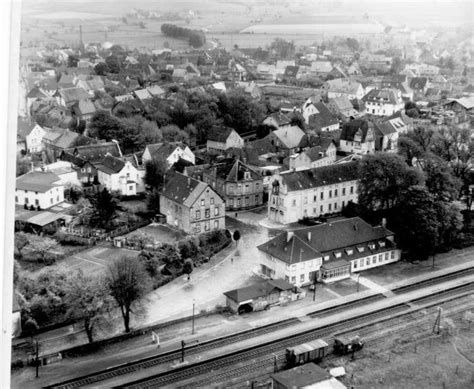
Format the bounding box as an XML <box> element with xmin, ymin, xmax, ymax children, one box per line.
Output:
<box><xmin>192</xmin><ymin>301</ymin><xmax>195</xmax><ymax>335</ymax></box>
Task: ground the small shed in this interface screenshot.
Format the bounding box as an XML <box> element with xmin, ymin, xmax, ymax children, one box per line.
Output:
<box><xmin>271</xmin><ymin>362</ymin><xmax>347</xmax><ymax>389</ymax></box>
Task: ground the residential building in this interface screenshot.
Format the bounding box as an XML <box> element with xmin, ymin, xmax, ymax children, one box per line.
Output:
<box><xmin>142</xmin><ymin>142</ymin><xmax>195</xmax><ymax>169</ymax></box>
<box><xmin>268</xmin><ymin>162</ymin><xmax>359</xmax><ymax>224</ymax></box>
<box><xmin>262</xmin><ymin>112</ymin><xmax>292</xmax><ymax>129</ymax></box>
<box><xmin>288</xmin><ymin>139</ymin><xmax>337</xmax><ymax>171</ymax></box>
<box><xmin>159</xmin><ymin>172</ymin><xmax>225</xmax><ymax>233</ymax></box>
<box><xmin>223</xmin><ymin>279</ymin><xmax>296</xmax><ymax>314</ymax></box>
<box><xmin>409</xmin><ymin>77</ymin><xmax>429</xmax><ymax>100</ymax></box>
<box><xmin>362</xmin><ymin>89</ymin><xmax>404</xmax><ymax>116</ymax></box>
<box><xmin>327</xmin><ymin>96</ymin><xmax>362</xmax><ymax>122</ymax></box>
<box><xmin>266</xmin><ymin>126</ymin><xmax>306</xmax><ymax>156</ymax></box>
<box><xmin>203</xmin><ymin>159</ymin><xmax>264</xmax><ymax>211</ymax></box>
<box><xmin>15</xmin><ymin>171</ymin><xmax>65</xmax><ymax>209</ymax></box>
<box><xmin>306</xmin><ymin>102</ymin><xmax>340</xmax><ymax>133</ymax></box>
<box><xmin>55</xmin><ymin>87</ymin><xmax>90</xmax><ymax>108</ymax></box>
<box><xmin>258</xmin><ymin>217</ymin><xmax>401</xmax><ymax>286</ymax></box>
<box><xmin>96</xmin><ymin>154</ymin><xmax>144</xmax><ymax>196</ymax></box>
<box><xmin>322</xmin><ymin>79</ymin><xmax>365</xmax><ymax>100</ymax></box>
<box><xmin>34</xmin><ymin>161</ymin><xmax>81</xmax><ymax>187</ymax></box>
<box><xmin>380</xmin><ymin>75</ymin><xmax>414</xmax><ymax>101</ymax></box>
<box><xmin>310</xmin><ymin>60</ymin><xmax>333</xmax><ymax>77</ymax></box>
<box><xmin>339</xmin><ymin>119</ymin><xmax>375</xmax><ymax>154</ymax></box>
<box><xmin>386</xmin><ymin>110</ymin><xmax>414</xmax><ymax>133</ymax></box>
<box><xmin>374</xmin><ymin>122</ymin><xmax>399</xmax><ymax>153</ymax></box>
<box><xmin>206</xmin><ymin>127</ymin><xmax>245</xmax><ymax>154</ymax></box>
<box><xmin>23</xmin><ymin>123</ymin><xmax>46</xmax><ymax>153</ymax></box>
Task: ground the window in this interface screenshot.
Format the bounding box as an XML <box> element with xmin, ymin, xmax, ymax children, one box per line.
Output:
<box><xmin>379</xmin><ymin>241</ymin><xmax>386</xmax><ymax>248</ymax></box>
<box><xmin>210</xmin><ymin>197</ymin><xmax>214</xmax><ymax>205</ymax></box>
<box><xmin>205</xmin><ymin>221</ymin><xmax>210</xmax><ymax>231</ymax></box>
<box><xmin>391</xmin><ymin>251</ymin><xmax>395</xmax><ymax>259</ymax></box>
<box><xmin>229</xmin><ymin>198</ymin><xmax>234</xmax><ymax>207</ymax></box>
<box><xmin>201</xmin><ymin>199</ymin><xmax>205</xmax><ymax>206</ymax></box>
<box><xmin>214</xmin><ymin>220</ymin><xmax>219</xmax><ymax>229</ymax></box>
<box><xmin>320</xmin><ymin>192</ymin><xmax>324</xmax><ymax>200</ymax></box>
<box><xmin>285</xmin><ymin>276</ymin><xmax>290</xmax><ymax>283</ymax></box>
<box><xmin>126</xmin><ymin>173</ymin><xmax>130</xmax><ymax>178</ymax></box>
<box><xmin>300</xmin><ymin>274</ymin><xmax>305</xmax><ymax>283</ymax></box>
<box><xmin>357</xmin><ymin>247</ymin><xmax>364</xmax><ymax>253</ymax></box>
<box><xmin>366</xmin><ymin>258</ymin><xmax>370</xmax><ymax>266</ymax></box>
<box><xmin>354</xmin><ymin>261</ymin><xmax>358</xmax><ymax>269</ymax></box>
<box><xmin>346</xmin><ymin>249</ymin><xmax>353</xmax><ymax>255</ymax></box>
<box><xmin>129</xmin><ymin>185</ymin><xmax>133</xmax><ymax>191</ymax></box>
<box><xmin>195</xmin><ymin>222</ymin><xmax>201</xmax><ymax>232</ymax></box>
<box><xmin>350</xmin><ymin>186</ymin><xmax>354</xmax><ymax>194</ymax></box>
<box><xmin>214</xmin><ymin>207</ymin><xmax>219</xmax><ymax>216</ymax></box>
<box><xmin>196</xmin><ymin>210</ymin><xmax>201</xmax><ymax>219</ymax></box>
<box><xmin>320</xmin><ymin>205</ymin><xmax>324</xmax><ymax>213</ymax></box>
<box><xmin>205</xmin><ymin>209</ymin><xmax>210</xmax><ymax>218</ymax></box>
<box><xmin>379</xmin><ymin>255</ymin><xmax>383</xmax><ymax>263</ymax></box>
<box><xmin>324</xmin><ymin>255</ymin><xmax>329</xmax><ymax>261</ymax></box>
<box><xmin>334</xmin><ymin>202</ymin><xmax>337</xmax><ymax>210</ymax></box>
<box><xmin>313</xmin><ymin>195</ymin><xmax>317</xmax><ymax>202</ymax></box>
<box><xmin>291</xmin><ymin>276</ymin><xmax>296</xmax><ymax>284</ymax></box>
<box><xmin>292</xmin><ymin>199</ymin><xmax>296</xmax><ymax>206</ymax></box>
<box><xmin>343</xmin><ymin>187</ymin><xmax>346</xmax><ymax>195</ymax></box>
<box><xmin>334</xmin><ymin>189</ymin><xmax>338</xmax><ymax>196</ymax></box>
<box><xmin>360</xmin><ymin>259</ymin><xmax>364</xmax><ymax>267</ymax></box>
<box><xmin>334</xmin><ymin>252</ymin><xmax>342</xmax><ymax>258</ymax></box>
<box><xmin>328</xmin><ymin>203</ymin><xmax>332</xmax><ymax>211</ymax></box>
<box><xmin>329</xmin><ymin>190</ymin><xmax>332</xmax><ymax>198</ymax></box>
<box><xmin>237</xmin><ymin>198</ymin><xmax>241</xmax><ymax>206</ymax></box>
<box><xmin>255</xmin><ymin>195</ymin><xmax>259</xmax><ymax>202</ymax></box>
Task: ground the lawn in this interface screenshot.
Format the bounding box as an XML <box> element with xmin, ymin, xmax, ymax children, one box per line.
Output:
<box><xmin>124</xmin><ymin>224</ymin><xmax>187</xmax><ymax>244</ymax></box>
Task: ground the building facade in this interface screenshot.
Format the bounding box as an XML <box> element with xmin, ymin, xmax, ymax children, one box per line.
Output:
<box><xmin>15</xmin><ymin>171</ymin><xmax>65</xmax><ymax>209</ymax></box>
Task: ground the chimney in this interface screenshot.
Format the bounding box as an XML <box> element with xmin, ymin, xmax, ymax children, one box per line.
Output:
<box><xmin>287</xmin><ymin>231</ymin><xmax>294</xmax><ymax>242</ymax></box>
<box><xmin>307</xmin><ymin>231</ymin><xmax>311</xmax><ymax>241</ymax></box>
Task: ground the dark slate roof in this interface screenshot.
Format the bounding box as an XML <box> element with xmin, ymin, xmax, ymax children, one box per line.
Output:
<box><xmin>145</xmin><ymin>142</ymin><xmax>187</xmax><ymax>164</ymax></box>
<box><xmin>63</xmin><ymin>141</ymin><xmax>122</xmax><ymax>163</ymax></box>
<box><xmin>409</xmin><ymin>77</ymin><xmax>428</xmax><ymax>90</ymax></box>
<box><xmin>212</xmin><ymin>159</ymin><xmax>262</xmax><ymax>182</ymax></box>
<box><xmin>271</xmin><ymin>363</ymin><xmax>332</xmax><ymax>387</ymax></box>
<box><xmin>258</xmin><ymin>217</ymin><xmax>395</xmax><ymax>264</ymax></box>
<box><xmin>26</xmin><ymin>86</ymin><xmax>48</xmax><ymax>99</ymax></box>
<box><xmin>96</xmin><ymin>154</ymin><xmax>126</xmax><ymax>175</ymax></box>
<box><xmin>310</xmin><ymin>102</ymin><xmax>339</xmax><ymax>129</ymax></box>
<box><xmin>16</xmin><ymin>171</ymin><xmax>61</xmax><ymax>193</ymax></box>
<box><xmin>48</xmin><ymin>129</ymin><xmax>83</xmax><ymax>149</ymax></box>
<box><xmin>207</xmin><ymin>127</ymin><xmax>235</xmax><ymax>143</ymax></box>
<box><xmin>284</xmin><ymin>65</ymin><xmax>299</xmax><ymax>77</ymax></box>
<box><xmin>264</xmin><ymin>112</ymin><xmax>292</xmax><ymax>127</ymax></box>
<box><xmin>374</xmin><ymin>122</ymin><xmax>397</xmax><ymax>136</ymax></box>
<box><xmin>224</xmin><ymin>279</ymin><xmax>294</xmax><ymax>303</ymax></box>
<box><xmin>59</xmin><ymin>87</ymin><xmax>90</xmax><ymax>103</ymax></box>
<box><xmin>362</xmin><ymin>89</ymin><xmax>400</xmax><ymax>104</ymax></box>
<box><xmin>281</xmin><ymin>161</ymin><xmax>359</xmax><ymax>192</ymax></box>
<box><xmin>160</xmin><ymin>172</ymin><xmax>209</xmax><ymax>207</ymax></box>
<box><xmin>341</xmin><ymin>119</ymin><xmax>374</xmax><ymax>142</ymax></box>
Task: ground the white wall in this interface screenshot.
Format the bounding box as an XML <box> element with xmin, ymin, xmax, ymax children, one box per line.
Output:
<box><xmin>15</xmin><ymin>185</ymin><xmax>65</xmax><ymax>209</ymax></box>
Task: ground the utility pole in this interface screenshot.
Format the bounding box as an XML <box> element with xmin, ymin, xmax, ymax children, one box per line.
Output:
<box><xmin>433</xmin><ymin>307</ymin><xmax>442</xmax><ymax>335</ymax></box>
<box><xmin>34</xmin><ymin>338</ymin><xmax>40</xmax><ymax>378</ymax></box>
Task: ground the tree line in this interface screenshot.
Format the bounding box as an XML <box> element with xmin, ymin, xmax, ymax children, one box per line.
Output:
<box><xmin>160</xmin><ymin>23</ymin><xmax>206</xmax><ymax>48</ymax></box>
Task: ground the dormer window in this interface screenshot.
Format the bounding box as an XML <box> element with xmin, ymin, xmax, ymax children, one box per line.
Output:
<box><xmin>244</xmin><ymin>172</ymin><xmax>251</xmax><ymax>180</ymax></box>
<box><xmin>334</xmin><ymin>252</ymin><xmax>342</xmax><ymax>258</ymax></box>
<box><xmin>345</xmin><ymin>249</ymin><xmax>353</xmax><ymax>256</ymax></box>
<box><xmin>369</xmin><ymin>243</ymin><xmax>376</xmax><ymax>250</ymax></box>
<box><xmin>379</xmin><ymin>241</ymin><xmax>386</xmax><ymax>248</ymax></box>
<box><xmin>324</xmin><ymin>255</ymin><xmax>329</xmax><ymax>261</ymax></box>
<box><xmin>357</xmin><ymin>247</ymin><xmax>364</xmax><ymax>253</ymax></box>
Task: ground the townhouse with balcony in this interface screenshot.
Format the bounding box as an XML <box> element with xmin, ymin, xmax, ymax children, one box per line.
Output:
<box><xmin>258</xmin><ymin>217</ymin><xmax>401</xmax><ymax>287</ymax></box>
<box><xmin>268</xmin><ymin>161</ymin><xmax>359</xmax><ymax>224</ymax></box>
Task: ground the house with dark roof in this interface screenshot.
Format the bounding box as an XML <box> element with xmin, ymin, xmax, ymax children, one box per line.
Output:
<box><xmin>288</xmin><ymin>139</ymin><xmax>337</xmax><ymax>171</ymax></box>
<box><xmin>206</xmin><ymin>127</ymin><xmax>244</xmax><ymax>154</ymax></box>
<box><xmin>380</xmin><ymin>75</ymin><xmax>414</xmax><ymax>101</ymax></box>
<box><xmin>15</xmin><ymin>171</ymin><xmax>65</xmax><ymax>209</ymax></box>
<box><xmin>409</xmin><ymin>77</ymin><xmax>429</xmax><ymax>100</ymax></box>
<box><xmin>223</xmin><ymin>279</ymin><xmax>296</xmax><ymax>314</ymax></box>
<box><xmin>203</xmin><ymin>159</ymin><xmax>264</xmax><ymax>211</ymax></box>
<box><xmin>328</xmin><ymin>96</ymin><xmax>363</xmax><ymax>123</ymax></box>
<box><xmin>374</xmin><ymin>122</ymin><xmax>398</xmax><ymax>153</ymax></box>
<box><xmin>55</xmin><ymin>87</ymin><xmax>90</xmax><ymax>107</ymax></box>
<box><xmin>339</xmin><ymin>119</ymin><xmax>375</xmax><ymax>155</ymax></box>
<box><xmin>258</xmin><ymin>217</ymin><xmax>400</xmax><ymax>286</ymax></box>
<box><xmin>143</xmin><ymin>142</ymin><xmax>195</xmax><ymax>170</ymax></box>
<box><xmin>96</xmin><ymin>154</ymin><xmax>144</xmax><ymax>196</ymax></box>
<box><xmin>271</xmin><ymin>363</ymin><xmax>347</xmax><ymax>389</ymax></box>
<box><xmin>306</xmin><ymin>102</ymin><xmax>340</xmax><ymax>133</ymax></box>
<box><xmin>362</xmin><ymin>88</ymin><xmax>404</xmax><ymax>117</ymax></box>
<box><xmin>322</xmin><ymin>79</ymin><xmax>365</xmax><ymax>100</ymax></box>
<box><xmin>160</xmin><ymin>172</ymin><xmax>225</xmax><ymax>233</ymax></box>
<box><xmin>263</xmin><ymin>112</ymin><xmax>292</xmax><ymax>129</ymax></box>
<box><xmin>268</xmin><ymin>161</ymin><xmax>359</xmax><ymax>224</ymax></box>
<box><xmin>266</xmin><ymin>126</ymin><xmax>306</xmax><ymax>156</ymax></box>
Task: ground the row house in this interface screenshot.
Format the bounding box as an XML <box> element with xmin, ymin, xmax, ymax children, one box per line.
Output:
<box><xmin>268</xmin><ymin>161</ymin><xmax>359</xmax><ymax>224</ymax></box>
<box><xmin>362</xmin><ymin>88</ymin><xmax>404</xmax><ymax>117</ymax></box>
<box><xmin>258</xmin><ymin>217</ymin><xmax>401</xmax><ymax>287</ymax></box>
<box><xmin>159</xmin><ymin>173</ymin><xmax>225</xmax><ymax>234</ymax></box>
<box><xmin>203</xmin><ymin>159</ymin><xmax>264</xmax><ymax>211</ymax></box>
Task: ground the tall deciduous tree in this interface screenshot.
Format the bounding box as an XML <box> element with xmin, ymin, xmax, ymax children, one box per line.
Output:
<box><xmin>144</xmin><ymin>160</ymin><xmax>166</xmax><ymax>190</ymax></box>
<box><xmin>28</xmin><ymin>236</ymin><xmax>63</xmax><ymax>264</ymax></box>
<box><xmin>106</xmin><ymin>256</ymin><xmax>150</xmax><ymax>333</ymax></box>
<box><xmin>358</xmin><ymin>153</ymin><xmax>424</xmax><ymax>211</ymax></box>
<box><xmin>420</xmin><ymin>155</ymin><xmax>462</xmax><ymax>201</ymax></box>
<box><xmin>14</xmin><ymin>232</ymin><xmax>30</xmax><ymax>259</ymax></box>
<box><xmin>66</xmin><ymin>271</ymin><xmax>113</xmax><ymax>343</ymax></box>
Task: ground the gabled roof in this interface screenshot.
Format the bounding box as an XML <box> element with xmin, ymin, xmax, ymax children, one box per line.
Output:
<box><xmin>311</xmin><ymin>60</ymin><xmax>332</xmax><ymax>73</ymax></box>
<box><xmin>374</xmin><ymin>122</ymin><xmax>397</xmax><ymax>136</ymax></box>
<box><xmin>16</xmin><ymin>171</ymin><xmax>62</xmax><ymax>192</ymax></box>
<box><xmin>329</xmin><ymin>96</ymin><xmax>354</xmax><ymax>112</ymax></box>
<box><xmin>224</xmin><ymin>279</ymin><xmax>293</xmax><ymax>303</ymax></box>
<box><xmin>280</xmin><ymin>161</ymin><xmax>359</xmax><ymax>192</ymax></box>
<box><xmin>134</xmin><ymin>88</ymin><xmax>152</xmax><ymax>101</ymax></box>
<box><xmin>96</xmin><ymin>154</ymin><xmax>126</xmax><ymax>175</ymax></box>
<box><xmin>49</xmin><ymin>129</ymin><xmax>82</xmax><ymax>149</ymax></box>
<box><xmin>212</xmin><ymin>159</ymin><xmax>262</xmax><ymax>182</ymax></box>
<box><xmin>362</xmin><ymin>88</ymin><xmax>402</xmax><ymax>105</ymax></box>
<box><xmin>207</xmin><ymin>127</ymin><xmax>237</xmax><ymax>143</ymax></box>
<box><xmin>74</xmin><ymin>99</ymin><xmax>96</xmax><ymax>115</ymax></box>
<box><xmin>264</xmin><ymin>112</ymin><xmax>292</xmax><ymax>127</ymax></box>
<box><xmin>26</xmin><ymin>86</ymin><xmax>49</xmax><ymax>99</ymax></box>
<box><xmin>58</xmin><ymin>87</ymin><xmax>90</xmax><ymax>104</ymax></box>
<box><xmin>258</xmin><ymin>217</ymin><xmax>394</xmax><ymax>264</ymax></box>
<box><xmin>409</xmin><ymin>77</ymin><xmax>428</xmax><ymax>90</ymax></box>
<box><xmin>63</xmin><ymin>141</ymin><xmax>122</xmax><ymax>163</ymax></box>
<box><xmin>272</xmin><ymin>126</ymin><xmax>306</xmax><ymax>149</ymax></box>
<box><xmin>161</xmin><ymin>172</ymin><xmax>212</xmax><ymax>208</ymax></box>
<box><xmin>341</xmin><ymin>119</ymin><xmax>373</xmax><ymax>142</ymax></box>
<box><xmin>309</xmin><ymin>102</ymin><xmax>339</xmax><ymax>129</ymax></box>
<box><xmin>58</xmin><ymin>74</ymin><xmax>75</xmax><ymax>88</ymax></box>
<box><xmin>284</xmin><ymin>65</ymin><xmax>299</xmax><ymax>77</ymax></box>
<box><xmin>271</xmin><ymin>363</ymin><xmax>333</xmax><ymax>388</ymax></box>
<box><xmin>326</xmin><ymin>78</ymin><xmax>361</xmax><ymax>95</ymax></box>
<box><xmin>145</xmin><ymin>142</ymin><xmax>188</xmax><ymax>164</ymax></box>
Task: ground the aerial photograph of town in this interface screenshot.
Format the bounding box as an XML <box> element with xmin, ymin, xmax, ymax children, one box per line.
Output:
<box><xmin>4</xmin><ymin>0</ymin><xmax>474</xmax><ymax>387</ymax></box>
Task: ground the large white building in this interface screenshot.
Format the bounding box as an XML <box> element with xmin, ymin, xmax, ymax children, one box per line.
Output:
<box><xmin>362</xmin><ymin>89</ymin><xmax>404</xmax><ymax>117</ymax></box>
<box><xmin>142</xmin><ymin>142</ymin><xmax>195</xmax><ymax>169</ymax></box>
<box><xmin>268</xmin><ymin>161</ymin><xmax>359</xmax><ymax>224</ymax></box>
<box><xmin>258</xmin><ymin>217</ymin><xmax>401</xmax><ymax>287</ymax></box>
<box><xmin>96</xmin><ymin>154</ymin><xmax>145</xmax><ymax>196</ymax></box>
<box><xmin>15</xmin><ymin>171</ymin><xmax>65</xmax><ymax>209</ymax></box>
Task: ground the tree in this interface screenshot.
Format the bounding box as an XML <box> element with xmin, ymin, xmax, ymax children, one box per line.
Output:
<box><xmin>398</xmin><ymin>136</ymin><xmax>423</xmax><ymax>166</ymax></box>
<box><xmin>269</xmin><ymin>38</ymin><xmax>295</xmax><ymax>59</ymax></box>
<box><xmin>233</xmin><ymin>230</ymin><xmax>241</xmax><ymax>245</ymax></box>
<box><xmin>88</xmin><ymin>188</ymin><xmax>118</xmax><ymax>229</ymax></box>
<box><xmin>28</xmin><ymin>236</ymin><xmax>63</xmax><ymax>264</ymax></box>
<box><xmin>358</xmin><ymin>153</ymin><xmax>424</xmax><ymax>211</ymax></box>
<box><xmin>290</xmin><ymin>112</ymin><xmax>306</xmax><ymax>131</ymax></box>
<box><xmin>105</xmin><ymin>55</ymin><xmax>121</xmax><ymax>73</ymax></box>
<box><xmin>94</xmin><ymin>62</ymin><xmax>110</xmax><ymax>76</ymax></box>
<box><xmin>256</xmin><ymin>124</ymin><xmax>273</xmax><ymax>139</ymax></box>
<box><xmin>183</xmin><ymin>259</ymin><xmax>193</xmax><ymax>276</ymax></box>
<box><xmin>146</xmin><ymin>189</ymin><xmax>161</xmax><ymax>215</ymax></box>
<box><xmin>17</xmin><ymin>157</ymin><xmax>31</xmax><ymax>177</ymax></box>
<box><xmin>144</xmin><ymin>160</ymin><xmax>166</xmax><ymax>190</ymax></box>
<box><xmin>420</xmin><ymin>155</ymin><xmax>462</xmax><ymax>201</ymax></box>
<box><xmin>161</xmin><ymin>124</ymin><xmax>190</xmax><ymax>144</ymax></box>
<box><xmin>88</xmin><ymin>110</ymin><xmax>124</xmax><ymax>141</ymax></box>
<box><xmin>106</xmin><ymin>256</ymin><xmax>150</xmax><ymax>333</ymax></box>
<box><xmin>390</xmin><ymin>57</ymin><xmax>403</xmax><ymax>74</ymax></box>
<box><xmin>22</xmin><ymin>318</ymin><xmax>39</xmax><ymax>338</ymax></box>
<box><xmin>189</xmin><ymin>34</ymin><xmax>205</xmax><ymax>48</ymax></box>
<box><xmin>138</xmin><ymin>250</ymin><xmax>160</xmax><ymax>278</ymax></box>
<box><xmin>408</xmin><ymin>125</ymin><xmax>436</xmax><ymax>152</ymax></box>
<box><xmin>67</xmin><ymin>54</ymin><xmax>79</xmax><ymax>68</ymax></box>
<box><xmin>14</xmin><ymin>232</ymin><xmax>30</xmax><ymax>259</ymax></box>
<box><xmin>66</xmin><ymin>271</ymin><xmax>113</xmax><ymax>343</ymax></box>
<box><xmin>346</xmin><ymin>38</ymin><xmax>360</xmax><ymax>52</ymax></box>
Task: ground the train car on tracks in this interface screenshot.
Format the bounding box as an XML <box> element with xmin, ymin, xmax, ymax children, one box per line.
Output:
<box><xmin>286</xmin><ymin>339</ymin><xmax>329</xmax><ymax>367</ymax></box>
<box><xmin>333</xmin><ymin>335</ymin><xmax>364</xmax><ymax>355</ymax></box>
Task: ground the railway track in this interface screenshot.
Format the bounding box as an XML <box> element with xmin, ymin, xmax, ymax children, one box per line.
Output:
<box><xmin>121</xmin><ymin>282</ymin><xmax>474</xmax><ymax>388</ymax></box>
<box><xmin>43</xmin><ymin>318</ymin><xmax>300</xmax><ymax>389</ymax></box>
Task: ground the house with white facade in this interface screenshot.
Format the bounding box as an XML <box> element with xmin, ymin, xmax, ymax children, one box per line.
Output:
<box><xmin>34</xmin><ymin>161</ymin><xmax>81</xmax><ymax>187</ymax></box>
<box><xmin>142</xmin><ymin>142</ymin><xmax>195</xmax><ymax>169</ymax></box>
<box><xmin>258</xmin><ymin>217</ymin><xmax>401</xmax><ymax>287</ymax></box>
<box><xmin>25</xmin><ymin>123</ymin><xmax>47</xmax><ymax>153</ymax></box>
<box><xmin>96</xmin><ymin>154</ymin><xmax>144</xmax><ymax>196</ymax></box>
<box><xmin>339</xmin><ymin>119</ymin><xmax>376</xmax><ymax>155</ymax></box>
<box><xmin>16</xmin><ymin>171</ymin><xmax>65</xmax><ymax>209</ymax></box>
<box><xmin>206</xmin><ymin>128</ymin><xmax>244</xmax><ymax>154</ymax></box>
<box><xmin>287</xmin><ymin>139</ymin><xmax>337</xmax><ymax>171</ymax></box>
<box><xmin>306</xmin><ymin>102</ymin><xmax>340</xmax><ymax>133</ymax></box>
<box><xmin>268</xmin><ymin>161</ymin><xmax>359</xmax><ymax>224</ymax></box>
<box><xmin>321</xmin><ymin>79</ymin><xmax>365</xmax><ymax>100</ymax></box>
<box><xmin>374</xmin><ymin>122</ymin><xmax>399</xmax><ymax>153</ymax></box>
<box><xmin>362</xmin><ymin>89</ymin><xmax>404</xmax><ymax>117</ymax></box>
